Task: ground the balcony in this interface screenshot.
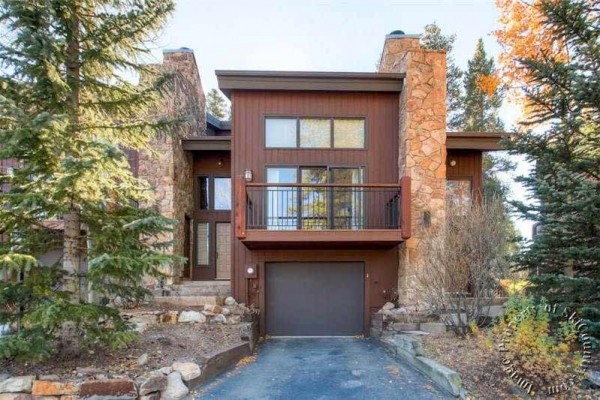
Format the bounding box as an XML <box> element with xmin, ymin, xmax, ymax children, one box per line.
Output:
<box><xmin>235</xmin><ymin>177</ymin><xmax>411</xmax><ymax>249</ymax></box>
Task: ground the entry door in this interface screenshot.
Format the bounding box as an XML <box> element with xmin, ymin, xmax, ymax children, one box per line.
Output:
<box><xmin>216</xmin><ymin>223</ymin><xmax>231</xmax><ymax>280</ymax></box>
<box><xmin>266</xmin><ymin>262</ymin><xmax>364</xmax><ymax>336</ymax></box>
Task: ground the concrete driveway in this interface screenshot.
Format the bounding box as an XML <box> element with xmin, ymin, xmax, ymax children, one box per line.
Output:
<box><xmin>195</xmin><ymin>338</ymin><xmax>451</xmax><ymax>400</ymax></box>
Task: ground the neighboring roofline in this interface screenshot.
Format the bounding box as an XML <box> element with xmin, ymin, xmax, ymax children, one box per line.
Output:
<box><xmin>446</xmin><ymin>131</ymin><xmax>507</xmax><ymax>151</ymax></box>
<box><xmin>206</xmin><ymin>113</ymin><xmax>231</xmax><ymax>131</ymax></box>
<box><xmin>216</xmin><ymin>70</ymin><xmax>405</xmax><ymax>98</ymax></box>
<box><xmin>182</xmin><ymin>136</ymin><xmax>231</xmax><ymax>151</ymax></box>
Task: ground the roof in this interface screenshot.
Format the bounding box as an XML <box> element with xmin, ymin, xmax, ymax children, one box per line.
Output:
<box><xmin>216</xmin><ymin>70</ymin><xmax>405</xmax><ymax>98</ymax></box>
<box><xmin>182</xmin><ymin>135</ymin><xmax>231</xmax><ymax>151</ymax></box>
<box><xmin>446</xmin><ymin>132</ymin><xmax>506</xmax><ymax>151</ymax></box>
<box><xmin>206</xmin><ymin>113</ymin><xmax>231</xmax><ymax>131</ymax></box>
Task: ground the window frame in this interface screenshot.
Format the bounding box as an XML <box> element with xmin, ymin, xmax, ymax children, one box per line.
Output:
<box><xmin>195</xmin><ymin>175</ymin><xmax>232</xmax><ymax>212</ymax></box>
<box><xmin>264</xmin><ymin>116</ymin><xmax>367</xmax><ymax>150</ymax></box>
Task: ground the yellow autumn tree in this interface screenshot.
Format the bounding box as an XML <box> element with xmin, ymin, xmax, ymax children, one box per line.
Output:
<box><xmin>494</xmin><ymin>0</ymin><xmax>569</xmax><ymax>104</ymax></box>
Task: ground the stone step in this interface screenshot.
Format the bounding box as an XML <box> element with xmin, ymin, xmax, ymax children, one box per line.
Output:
<box><xmin>152</xmin><ymin>295</ymin><xmax>224</xmax><ymax>307</ymax></box>
<box><xmin>171</xmin><ymin>280</ymin><xmax>232</xmax><ymax>297</ymax></box>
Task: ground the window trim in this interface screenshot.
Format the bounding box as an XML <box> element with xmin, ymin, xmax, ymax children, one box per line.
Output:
<box><xmin>264</xmin><ymin>116</ymin><xmax>368</xmax><ymax>150</ymax></box>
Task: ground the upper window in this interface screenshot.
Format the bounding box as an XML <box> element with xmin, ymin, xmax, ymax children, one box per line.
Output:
<box><xmin>265</xmin><ymin>117</ymin><xmax>365</xmax><ymax>149</ymax></box>
<box><xmin>197</xmin><ymin>176</ymin><xmax>231</xmax><ymax>211</ymax></box>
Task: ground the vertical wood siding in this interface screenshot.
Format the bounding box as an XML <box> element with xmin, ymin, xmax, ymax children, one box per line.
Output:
<box><xmin>230</xmin><ymin>90</ymin><xmax>400</xmax><ymax>330</ymax></box>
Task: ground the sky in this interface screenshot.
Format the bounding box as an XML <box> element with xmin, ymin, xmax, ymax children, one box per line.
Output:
<box><xmin>150</xmin><ymin>0</ymin><xmax>534</xmax><ymax>239</ymax></box>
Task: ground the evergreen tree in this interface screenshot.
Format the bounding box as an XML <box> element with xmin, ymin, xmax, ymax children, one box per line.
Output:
<box><xmin>420</xmin><ymin>23</ymin><xmax>463</xmax><ymax>130</ymax></box>
<box><xmin>508</xmin><ymin>0</ymin><xmax>600</xmax><ymax>345</ymax></box>
<box><xmin>457</xmin><ymin>39</ymin><xmax>505</xmax><ymax>132</ymax></box>
<box><xmin>0</xmin><ymin>0</ymin><xmax>179</xmax><ymax>361</ymax></box>
<box><xmin>206</xmin><ymin>88</ymin><xmax>230</xmax><ymax>120</ymax></box>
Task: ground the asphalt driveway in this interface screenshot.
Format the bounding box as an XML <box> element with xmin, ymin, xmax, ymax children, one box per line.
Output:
<box><xmin>195</xmin><ymin>337</ymin><xmax>451</xmax><ymax>400</ymax></box>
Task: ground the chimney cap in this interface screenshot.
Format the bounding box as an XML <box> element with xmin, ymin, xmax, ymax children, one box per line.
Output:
<box><xmin>386</xmin><ymin>30</ymin><xmax>421</xmax><ymax>39</ymax></box>
<box><xmin>163</xmin><ymin>47</ymin><xmax>194</xmax><ymax>54</ymax></box>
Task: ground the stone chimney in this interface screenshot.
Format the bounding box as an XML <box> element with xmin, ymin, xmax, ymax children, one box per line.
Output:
<box><xmin>138</xmin><ymin>48</ymin><xmax>205</xmax><ymax>285</ymax></box>
<box><xmin>379</xmin><ymin>31</ymin><xmax>447</xmax><ymax>305</ymax></box>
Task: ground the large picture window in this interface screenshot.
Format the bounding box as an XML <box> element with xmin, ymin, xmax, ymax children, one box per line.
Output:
<box><xmin>197</xmin><ymin>176</ymin><xmax>231</xmax><ymax>211</ymax></box>
<box><xmin>265</xmin><ymin>117</ymin><xmax>365</xmax><ymax>149</ymax></box>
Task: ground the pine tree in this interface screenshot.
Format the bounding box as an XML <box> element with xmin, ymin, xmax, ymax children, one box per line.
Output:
<box><xmin>0</xmin><ymin>0</ymin><xmax>179</xmax><ymax>361</ymax></box>
<box><xmin>206</xmin><ymin>88</ymin><xmax>230</xmax><ymax>120</ymax></box>
<box><xmin>508</xmin><ymin>0</ymin><xmax>600</xmax><ymax>346</ymax></box>
<box><xmin>420</xmin><ymin>23</ymin><xmax>463</xmax><ymax>130</ymax></box>
<box><xmin>457</xmin><ymin>39</ymin><xmax>504</xmax><ymax>132</ymax></box>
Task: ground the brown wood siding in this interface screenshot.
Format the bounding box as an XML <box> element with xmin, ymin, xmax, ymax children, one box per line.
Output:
<box><xmin>230</xmin><ymin>90</ymin><xmax>400</xmax><ymax>333</ymax></box>
<box><xmin>446</xmin><ymin>150</ymin><xmax>483</xmax><ymax>201</ymax></box>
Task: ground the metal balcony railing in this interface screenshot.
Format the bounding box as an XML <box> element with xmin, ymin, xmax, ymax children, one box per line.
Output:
<box><xmin>244</xmin><ymin>183</ymin><xmax>403</xmax><ymax>231</ymax></box>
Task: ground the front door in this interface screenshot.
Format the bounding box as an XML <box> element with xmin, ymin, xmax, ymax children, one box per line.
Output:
<box><xmin>216</xmin><ymin>223</ymin><xmax>231</xmax><ymax>280</ymax></box>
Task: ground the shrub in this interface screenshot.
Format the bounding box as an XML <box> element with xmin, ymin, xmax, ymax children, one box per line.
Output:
<box><xmin>492</xmin><ymin>296</ymin><xmax>585</xmax><ymax>396</ymax></box>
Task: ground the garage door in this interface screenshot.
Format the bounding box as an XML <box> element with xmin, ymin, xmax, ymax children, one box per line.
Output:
<box><xmin>266</xmin><ymin>262</ymin><xmax>364</xmax><ymax>336</ymax></box>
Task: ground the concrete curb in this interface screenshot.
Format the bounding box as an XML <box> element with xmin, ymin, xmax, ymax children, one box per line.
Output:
<box><xmin>379</xmin><ymin>334</ymin><xmax>463</xmax><ymax>397</ymax></box>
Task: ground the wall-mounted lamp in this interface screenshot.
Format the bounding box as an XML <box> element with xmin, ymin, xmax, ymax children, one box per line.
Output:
<box><xmin>449</xmin><ymin>160</ymin><xmax>457</xmax><ymax>167</ymax></box>
<box><xmin>217</xmin><ymin>158</ymin><xmax>224</xmax><ymax>167</ymax></box>
<box><xmin>244</xmin><ymin>169</ymin><xmax>253</xmax><ymax>182</ymax></box>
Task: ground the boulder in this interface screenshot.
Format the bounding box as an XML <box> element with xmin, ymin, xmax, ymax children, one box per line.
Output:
<box><xmin>0</xmin><ymin>376</ymin><xmax>34</xmax><ymax>393</ymax></box>
<box><xmin>382</xmin><ymin>302</ymin><xmax>395</xmax><ymax>311</ymax></box>
<box><xmin>137</xmin><ymin>374</ymin><xmax>167</xmax><ymax>396</ymax></box>
<box><xmin>221</xmin><ymin>307</ymin><xmax>231</xmax><ymax>316</ymax></box>
<box><xmin>32</xmin><ymin>380</ymin><xmax>78</xmax><ymax>396</ymax></box>
<box><xmin>0</xmin><ymin>394</ymin><xmax>33</xmax><ymax>400</ymax></box>
<box><xmin>161</xmin><ymin>372</ymin><xmax>189</xmax><ymax>400</ymax></box>
<box><xmin>79</xmin><ymin>378</ymin><xmax>136</xmax><ymax>399</ymax></box>
<box><xmin>177</xmin><ymin>311</ymin><xmax>206</xmax><ymax>323</ymax></box>
<box><xmin>227</xmin><ymin>315</ymin><xmax>242</xmax><ymax>325</ymax></box>
<box><xmin>171</xmin><ymin>362</ymin><xmax>201</xmax><ymax>382</ymax></box>
<box><xmin>201</xmin><ymin>310</ymin><xmax>215</xmax><ymax>317</ymax></box>
<box><xmin>137</xmin><ymin>353</ymin><xmax>149</xmax><ymax>367</ymax></box>
<box><xmin>140</xmin><ymin>393</ymin><xmax>160</xmax><ymax>400</ymax></box>
<box><xmin>157</xmin><ymin>367</ymin><xmax>173</xmax><ymax>376</ymax></box>
<box><xmin>224</xmin><ymin>296</ymin><xmax>237</xmax><ymax>306</ymax></box>
<box><xmin>214</xmin><ymin>314</ymin><xmax>227</xmax><ymax>323</ymax></box>
<box><xmin>0</xmin><ymin>374</ymin><xmax>11</xmax><ymax>383</ymax></box>
<box><xmin>204</xmin><ymin>304</ymin><xmax>222</xmax><ymax>314</ymax></box>
<box><xmin>159</xmin><ymin>311</ymin><xmax>179</xmax><ymax>324</ymax></box>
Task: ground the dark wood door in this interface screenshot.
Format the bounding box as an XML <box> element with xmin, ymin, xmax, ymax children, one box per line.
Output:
<box><xmin>265</xmin><ymin>262</ymin><xmax>364</xmax><ymax>336</ymax></box>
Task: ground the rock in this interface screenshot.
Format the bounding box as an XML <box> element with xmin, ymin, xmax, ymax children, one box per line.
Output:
<box><xmin>38</xmin><ymin>375</ymin><xmax>60</xmax><ymax>381</ymax></box>
<box><xmin>161</xmin><ymin>372</ymin><xmax>189</xmax><ymax>400</ymax></box>
<box><xmin>171</xmin><ymin>362</ymin><xmax>201</xmax><ymax>382</ymax></box>
<box><xmin>137</xmin><ymin>353</ymin><xmax>149</xmax><ymax>367</ymax></box>
<box><xmin>204</xmin><ymin>304</ymin><xmax>222</xmax><ymax>314</ymax></box>
<box><xmin>140</xmin><ymin>393</ymin><xmax>160</xmax><ymax>400</ymax></box>
<box><xmin>157</xmin><ymin>367</ymin><xmax>173</xmax><ymax>375</ymax></box>
<box><xmin>0</xmin><ymin>374</ymin><xmax>10</xmax><ymax>382</ymax></box>
<box><xmin>78</xmin><ymin>378</ymin><xmax>137</xmax><ymax>399</ymax></box>
<box><xmin>0</xmin><ymin>376</ymin><xmax>34</xmax><ymax>393</ymax></box>
<box><xmin>0</xmin><ymin>394</ymin><xmax>33</xmax><ymax>400</ymax></box>
<box><xmin>160</xmin><ymin>311</ymin><xmax>179</xmax><ymax>324</ymax></box>
<box><xmin>221</xmin><ymin>307</ymin><xmax>231</xmax><ymax>316</ymax></box>
<box><xmin>214</xmin><ymin>314</ymin><xmax>227</xmax><ymax>323</ymax></box>
<box><xmin>138</xmin><ymin>374</ymin><xmax>167</xmax><ymax>396</ymax></box>
<box><xmin>586</xmin><ymin>370</ymin><xmax>600</xmax><ymax>388</ymax></box>
<box><xmin>201</xmin><ymin>310</ymin><xmax>215</xmax><ymax>317</ymax></box>
<box><xmin>391</xmin><ymin>307</ymin><xmax>409</xmax><ymax>315</ymax></box>
<box><xmin>227</xmin><ymin>315</ymin><xmax>242</xmax><ymax>325</ymax></box>
<box><xmin>382</xmin><ymin>302</ymin><xmax>395</xmax><ymax>311</ymax></box>
<box><xmin>391</xmin><ymin>322</ymin><xmax>420</xmax><ymax>332</ymax></box>
<box><xmin>177</xmin><ymin>311</ymin><xmax>206</xmax><ymax>323</ymax></box>
<box><xmin>32</xmin><ymin>380</ymin><xmax>78</xmax><ymax>396</ymax></box>
<box><xmin>224</xmin><ymin>296</ymin><xmax>237</xmax><ymax>306</ymax></box>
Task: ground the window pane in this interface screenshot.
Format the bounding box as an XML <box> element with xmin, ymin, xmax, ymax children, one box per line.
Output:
<box><xmin>214</xmin><ymin>178</ymin><xmax>231</xmax><ymax>210</ymax></box>
<box><xmin>334</xmin><ymin>119</ymin><xmax>365</xmax><ymax>148</ymax></box>
<box><xmin>331</xmin><ymin>168</ymin><xmax>364</xmax><ymax>229</ymax></box>
<box><xmin>266</xmin><ymin>168</ymin><xmax>297</xmax><ymax>230</ymax></box>
<box><xmin>446</xmin><ymin>180</ymin><xmax>472</xmax><ymax>209</ymax></box>
<box><xmin>265</xmin><ymin>118</ymin><xmax>297</xmax><ymax>148</ymax></box>
<box><xmin>301</xmin><ymin>168</ymin><xmax>327</xmax><ymax>230</ymax></box>
<box><xmin>198</xmin><ymin>177</ymin><xmax>209</xmax><ymax>209</ymax></box>
<box><xmin>299</xmin><ymin>119</ymin><xmax>330</xmax><ymax>148</ymax></box>
<box><xmin>196</xmin><ymin>222</ymin><xmax>209</xmax><ymax>265</ymax></box>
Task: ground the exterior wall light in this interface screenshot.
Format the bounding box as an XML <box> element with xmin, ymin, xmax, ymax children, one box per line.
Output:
<box><xmin>245</xmin><ymin>263</ymin><xmax>258</xmax><ymax>278</ymax></box>
<box><xmin>449</xmin><ymin>160</ymin><xmax>457</xmax><ymax>167</ymax></box>
<box><xmin>244</xmin><ymin>169</ymin><xmax>253</xmax><ymax>182</ymax></box>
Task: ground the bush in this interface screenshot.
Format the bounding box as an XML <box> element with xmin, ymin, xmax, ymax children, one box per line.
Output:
<box><xmin>492</xmin><ymin>296</ymin><xmax>586</xmax><ymax>396</ymax></box>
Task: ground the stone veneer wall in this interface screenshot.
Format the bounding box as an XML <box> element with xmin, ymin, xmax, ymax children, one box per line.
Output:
<box><xmin>139</xmin><ymin>49</ymin><xmax>206</xmax><ymax>285</ymax></box>
<box><xmin>379</xmin><ymin>34</ymin><xmax>447</xmax><ymax>304</ymax></box>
